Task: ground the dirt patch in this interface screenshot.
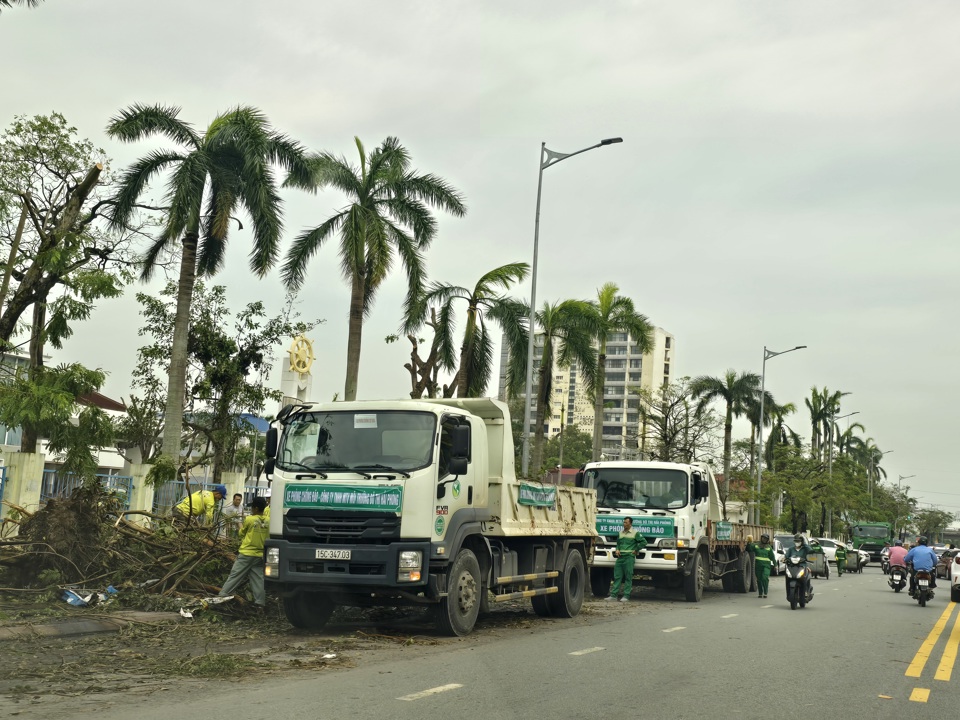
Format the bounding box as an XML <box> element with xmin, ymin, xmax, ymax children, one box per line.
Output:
<box><xmin>0</xmin><ymin>588</ymin><xmax>681</xmax><ymax>715</ymax></box>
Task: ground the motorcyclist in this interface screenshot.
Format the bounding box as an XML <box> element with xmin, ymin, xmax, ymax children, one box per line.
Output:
<box><xmin>905</xmin><ymin>536</ymin><xmax>939</xmax><ymax>596</ymax></box>
<box><xmin>783</xmin><ymin>533</ymin><xmax>814</xmax><ymax>600</ymax></box>
<box><xmin>888</xmin><ymin>539</ymin><xmax>908</xmax><ymax>569</ymax></box>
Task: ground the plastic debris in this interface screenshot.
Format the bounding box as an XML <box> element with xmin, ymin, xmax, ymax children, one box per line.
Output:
<box><xmin>61</xmin><ymin>585</ymin><xmax>117</xmax><ymax>607</ymax></box>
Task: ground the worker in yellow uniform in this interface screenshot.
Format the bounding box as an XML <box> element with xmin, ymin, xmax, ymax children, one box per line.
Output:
<box><xmin>606</xmin><ymin>516</ymin><xmax>647</xmax><ymax>602</ymax></box>
<box><xmin>218</xmin><ymin>496</ymin><xmax>270</xmax><ymax>606</ymax></box>
<box><xmin>173</xmin><ymin>484</ymin><xmax>226</xmax><ymax>526</ymax></box>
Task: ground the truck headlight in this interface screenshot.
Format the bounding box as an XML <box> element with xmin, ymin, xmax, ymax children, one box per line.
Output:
<box><xmin>398</xmin><ymin>550</ymin><xmax>422</xmax><ymax>582</ymax></box>
<box><xmin>265</xmin><ymin>547</ymin><xmax>280</xmax><ymax>578</ymax></box>
<box><xmin>660</xmin><ymin>538</ymin><xmax>677</xmax><ymax>550</ymax></box>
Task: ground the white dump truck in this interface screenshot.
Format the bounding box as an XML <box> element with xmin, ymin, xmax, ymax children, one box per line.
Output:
<box><xmin>576</xmin><ymin>460</ymin><xmax>773</xmax><ymax>602</ymax></box>
<box><xmin>262</xmin><ymin>398</ymin><xmax>597</xmax><ymax>636</ymax></box>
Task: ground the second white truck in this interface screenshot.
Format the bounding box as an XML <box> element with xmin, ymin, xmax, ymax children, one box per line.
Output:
<box><xmin>576</xmin><ymin>460</ymin><xmax>773</xmax><ymax>601</ymax></box>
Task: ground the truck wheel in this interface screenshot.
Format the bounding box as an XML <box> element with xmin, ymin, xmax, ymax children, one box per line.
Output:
<box><xmin>733</xmin><ymin>550</ymin><xmax>751</xmax><ymax>593</ymax></box>
<box><xmin>547</xmin><ymin>549</ymin><xmax>586</xmax><ymax>618</ymax></box>
<box><xmin>590</xmin><ymin>567</ymin><xmax>613</xmax><ymax>598</ymax></box>
<box><xmin>436</xmin><ymin>549</ymin><xmax>481</xmax><ymax>637</ymax></box>
<box><xmin>684</xmin><ymin>550</ymin><xmax>705</xmax><ymax>602</ymax></box>
<box><xmin>283</xmin><ymin>591</ymin><xmax>335</xmax><ymax>630</ymax></box>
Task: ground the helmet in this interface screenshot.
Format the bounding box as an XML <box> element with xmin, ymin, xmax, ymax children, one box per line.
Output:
<box><xmin>918</xmin><ymin>536</ymin><xmax>928</xmax><ymax>545</ymax></box>
<box><xmin>760</xmin><ymin>534</ymin><xmax>770</xmax><ymax>543</ymax></box>
<box><xmin>894</xmin><ymin>540</ymin><xmax>903</xmax><ymax>546</ymax></box>
<box><xmin>794</xmin><ymin>534</ymin><xmax>804</xmax><ymax>543</ymax></box>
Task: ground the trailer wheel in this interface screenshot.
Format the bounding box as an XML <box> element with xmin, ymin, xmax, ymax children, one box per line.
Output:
<box><xmin>436</xmin><ymin>549</ymin><xmax>481</xmax><ymax>637</ymax></box>
<box><xmin>283</xmin><ymin>591</ymin><xmax>335</xmax><ymax>630</ymax></box>
<box><xmin>547</xmin><ymin>549</ymin><xmax>586</xmax><ymax>618</ymax></box>
<box><xmin>590</xmin><ymin>567</ymin><xmax>613</xmax><ymax>598</ymax></box>
<box><xmin>684</xmin><ymin>550</ymin><xmax>706</xmax><ymax>602</ymax></box>
<box><xmin>733</xmin><ymin>550</ymin><xmax>752</xmax><ymax>593</ymax></box>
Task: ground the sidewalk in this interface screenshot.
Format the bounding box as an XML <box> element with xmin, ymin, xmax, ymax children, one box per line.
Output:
<box><xmin>0</xmin><ymin>610</ymin><xmax>182</xmax><ymax>640</ymax></box>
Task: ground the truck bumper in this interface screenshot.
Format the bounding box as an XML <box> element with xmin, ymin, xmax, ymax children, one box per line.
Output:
<box><xmin>593</xmin><ymin>545</ymin><xmax>684</xmax><ymax>571</ymax></box>
<box><xmin>265</xmin><ymin>539</ymin><xmax>432</xmax><ymax>590</ymax></box>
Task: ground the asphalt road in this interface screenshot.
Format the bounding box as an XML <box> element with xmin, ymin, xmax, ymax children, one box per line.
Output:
<box><xmin>25</xmin><ymin>566</ymin><xmax>960</xmax><ymax>719</ymax></box>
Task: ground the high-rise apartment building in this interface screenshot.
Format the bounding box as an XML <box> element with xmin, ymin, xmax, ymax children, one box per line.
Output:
<box><xmin>497</xmin><ymin>327</ymin><xmax>675</xmax><ymax>461</ymax></box>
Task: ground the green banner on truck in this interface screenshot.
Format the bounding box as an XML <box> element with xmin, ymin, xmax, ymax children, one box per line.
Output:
<box><xmin>597</xmin><ymin>515</ymin><xmax>674</xmax><ymax>539</ymax></box>
<box><xmin>283</xmin><ymin>484</ymin><xmax>402</xmax><ymax>512</ymax></box>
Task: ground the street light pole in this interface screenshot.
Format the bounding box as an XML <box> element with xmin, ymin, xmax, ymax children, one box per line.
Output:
<box><xmin>869</xmin><ymin>450</ymin><xmax>893</xmax><ymax>505</ymax></box>
<box><xmin>755</xmin><ymin>344</ymin><xmax>806</xmax><ymax>524</ymax></box>
<box><xmin>826</xmin><ymin>410</ymin><xmax>858</xmax><ymax>536</ymax></box>
<box><xmin>520</xmin><ymin>137</ymin><xmax>623</xmax><ymax>478</ymax></box>
<box><xmin>897</xmin><ymin>474</ymin><xmax>916</xmax><ymax>540</ymax></box>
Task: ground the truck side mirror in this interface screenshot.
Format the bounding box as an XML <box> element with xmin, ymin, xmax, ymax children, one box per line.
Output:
<box><xmin>451</xmin><ymin>425</ymin><xmax>470</xmax><ymax>460</ymax></box>
<box><xmin>260</xmin><ymin>458</ymin><xmax>275</xmax><ymax>479</ymax></box>
<box><xmin>691</xmin><ymin>472</ymin><xmax>703</xmax><ymax>500</ymax></box>
<box><xmin>448</xmin><ymin>457</ymin><xmax>468</xmax><ymax>475</ymax></box>
<box><xmin>575</xmin><ymin>469</ymin><xmax>584</xmax><ymax>488</ymax></box>
<box><xmin>265</xmin><ymin>427</ymin><xmax>278</xmax><ymax>459</ymax></box>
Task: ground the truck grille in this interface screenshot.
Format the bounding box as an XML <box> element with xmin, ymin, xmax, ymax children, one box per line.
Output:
<box><xmin>283</xmin><ymin>509</ymin><xmax>401</xmax><ymax>544</ymax></box>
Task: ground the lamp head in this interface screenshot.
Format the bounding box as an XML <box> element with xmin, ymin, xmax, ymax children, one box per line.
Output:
<box><xmin>600</xmin><ymin>137</ymin><xmax>623</xmax><ymax>145</ymax></box>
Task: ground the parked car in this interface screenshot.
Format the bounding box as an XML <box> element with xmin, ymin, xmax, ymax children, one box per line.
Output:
<box><xmin>814</xmin><ymin>538</ymin><xmax>841</xmax><ymax>563</ymax></box>
<box><xmin>952</xmin><ymin>554</ymin><xmax>960</xmax><ymax>603</ymax></box>
<box><xmin>936</xmin><ymin>549</ymin><xmax>960</xmax><ymax>580</ymax></box>
<box><xmin>772</xmin><ymin>539</ymin><xmax>787</xmax><ymax>576</ymax></box>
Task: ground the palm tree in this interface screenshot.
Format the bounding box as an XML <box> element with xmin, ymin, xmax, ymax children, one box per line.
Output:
<box><xmin>417</xmin><ymin>262</ymin><xmax>529</xmax><ymax>397</ymax></box>
<box><xmin>743</xmin><ymin>389</ymin><xmax>775</xmax><ymax>473</ymax></box>
<box><xmin>690</xmin><ymin>370</ymin><xmax>761</xmax><ymax>508</ymax></box>
<box><xmin>510</xmin><ymin>300</ymin><xmax>597</xmax><ymax>474</ymax></box>
<box><xmin>281</xmin><ymin>137</ymin><xmax>466</xmax><ymax>401</ymax></box>
<box><xmin>764</xmin><ymin>401</ymin><xmax>800</xmax><ymax>469</ymax></box>
<box><xmin>107</xmin><ymin>104</ymin><xmax>310</xmax><ymax>466</ymax></box>
<box><xmin>0</xmin><ymin>1</ymin><xmax>43</xmax><ymax>10</ymax></box>
<box><xmin>804</xmin><ymin>386</ymin><xmax>849</xmax><ymax>462</ymax></box>
<box><xmin>587</xmin><ymin>282</ymin><xmax>653</xmax><ymax>461</ymax></box>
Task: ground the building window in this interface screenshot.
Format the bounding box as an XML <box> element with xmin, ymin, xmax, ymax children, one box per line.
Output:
<box><xmin>606</xmin><ymin>399</ymin><xmax>623</xmax><ymax>409</ymax></box>
<box><xmin>629</xmin><ymin>359</ymin><xmax>642</xmax><ymax>368</ymax></box>
<box><xmin>607</xmin><ymin>332</ymin><xmax>628</xmax><ymax>342</ymax></box>
<box><xmin>606</xmin><ymin>359</ymin><xmax>626</xmax><ymax>369</ymax></box>
<box><xmin>605</xmin><ymin>372</ymin><xmax>625</xmax><ymax>382</ymax></box>
<box><xmin>629</xmin><ymin>345</ymin><xmax>644</xmax><ymax>355</ymax></box>
<box><xmin>629</xmin><ymin>372</ymin><xmax>641</xmax><ymax>382</ymax></box>
<box><xmin>604</xmin><ymin>413</ymin><xmax>623</xmax><ymax>423</ymax></box>
<box><xmin>664</xmin><ymin>364</ymin><xmax>670</xmax><ymax>375</ymax></box>
<box><xmin>665</xmin><ymin>337</ymin><xmax>671</xmax><ymax>348</ymax></box>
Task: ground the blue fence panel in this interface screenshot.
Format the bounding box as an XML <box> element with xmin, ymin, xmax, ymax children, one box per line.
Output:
<box><xmin>152</xmin><ymin>479</ymin><xmax>186</xmax><ymax>516</ymax></box>
<box><xmin>0</xmin><ymin>464</ymin><xmax>7</xmax><ymax>505</ymax></box>
<box><xmin>39</xmin><ymin>470</ymin><xmax>134</xmax><ymax>509</ymax></box>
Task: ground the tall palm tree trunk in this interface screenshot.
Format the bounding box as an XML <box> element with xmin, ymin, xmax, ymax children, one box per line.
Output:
<box><xmin>722</xmin><ymin>403</ymin><xmax>733</xmax><ymax>517</ymax></box>
<box><xmin>344</xmin><ymin>270</ymin><xmax>366</xmax><ymax>401</ymax></box>
<box><xmin>455</xmin><ymin>304</ymin><xmax>478</xmax><ymax>397</ymax></box>
<box><xmin>592</xmin><ymin>347</ymin><xmax>607</xmax><ymax>461</ymax></box>
<box><xmin>161</xmin><ymin>231</ymin><xmax>199</xmax><ymax>462</ymax></box>
<box><xmin>532</xmin><ymin>362</ymin><xmax>550</xmax><ymax>475</ymax></box>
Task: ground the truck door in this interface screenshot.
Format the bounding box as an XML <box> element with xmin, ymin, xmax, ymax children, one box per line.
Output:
<box><xmin>434</xmin><ymin>414</ymin><xmax>474</xmax><ymax>541</ymax></box>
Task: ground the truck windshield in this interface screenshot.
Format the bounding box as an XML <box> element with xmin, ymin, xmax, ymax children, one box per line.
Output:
<box><xmin>584</xmin><ymin>467</ymin><xmax>688</xmax><ymax>509</ymax></box>
<box><xmin>853</xmin><ymin>525</ymin><xmax>891</xmax><ymax>539</ymax></box>
<box><xmin>277</xmin><ymin>411</ymin><xmax>437</xmax><ymax>473</ymax></box>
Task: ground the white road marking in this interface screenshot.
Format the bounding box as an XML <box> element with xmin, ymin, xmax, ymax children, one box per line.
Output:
<box><xmin>721</xmin><ymin>613</ymin><xmax>738</xmax><ymax>619</ymax></box>
<box><xmin>397</xmin><ymin>684</ymin><xmax>464</xmax><ymax>701</ymax></box>
<box><xmin>569</xmin><ymin>647</ymin><xmax>605</xmax><ymax>656</ymax></box>
<box><xmin>762</xmin><ymin>604</ymin><xmax>775</xmax><ymax>608</ymax></box>
<box><xmin>662</xmin><ymin>626</ymin><xmax>686</xmax><ymax>633</ymax></box>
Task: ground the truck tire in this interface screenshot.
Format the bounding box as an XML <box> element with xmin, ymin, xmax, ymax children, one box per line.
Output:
<box><xmin>436</xmin><ymin>549</ymin><xmax>481</xmax><ymax>637</ymax></box>
<box><xmin>283</xmin><ymin>591</ymin><xmax>335</xmax><ymax>630</ymax></box>
<box><xmin>547</xmin><ymin>549</ymin><xmax>586</xmax><ymax>618</ymax></box>
<box><xmin>590</xmin><ymin>567</ymin><xmax>613</xmax><ymax>598</ymax></box>
<box><xmin>733</xmin><ymin>550</ymin><xmax>752</xmax><ymax>594</ymax></box>
<box><xmin>684</xmin><ymin>550</ymin><xmax>706</xmax><ymax>602</ymax></box>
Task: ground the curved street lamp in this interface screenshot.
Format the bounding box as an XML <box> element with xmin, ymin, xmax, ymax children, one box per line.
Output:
<box><xmin>520</xmin><ymin>138</ymin><xmax>623</xmax><ymax>477</ymax></box>
<box><xmin>755</xmin><ymin>345</ymin><xmax>806</xmax><ymax>524</ymax></box>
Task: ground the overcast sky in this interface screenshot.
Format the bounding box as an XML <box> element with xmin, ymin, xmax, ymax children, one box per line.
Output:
<box><xmin>3</xmin><ymin>1</ymin><xmax>958</xmax><ymax>519</ymax></box>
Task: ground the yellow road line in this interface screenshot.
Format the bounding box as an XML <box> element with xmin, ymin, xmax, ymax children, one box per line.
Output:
<box><xmin>934</xmin><ymin>602</ymin><xmax>960</xmax><ymax>681</ymax></box>
<box><xmin>909</xmin><ymin>688</ymin><xmax>930</xmax><ymax>703</ymax></box>
<box><xmin>905</xmin><ymin>603</ymin><xmax>956</xmax><ymax>678</ymax></box>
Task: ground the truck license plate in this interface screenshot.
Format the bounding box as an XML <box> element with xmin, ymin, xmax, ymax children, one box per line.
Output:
<box><xmin>316</xmin><ymin>549</ymin><xmax>351</xmax><ymax>560</ymax></box>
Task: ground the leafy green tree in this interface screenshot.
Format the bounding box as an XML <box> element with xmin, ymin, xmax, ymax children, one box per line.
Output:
<box><xmin>587</xmin><ymin>282</ymin><xmax>653</xmax><ymax>461</ymax></box>
<box><xmin>281</xmin><ymin>136</ymin><xmax>466</xmax><ymax>401</ymax></box>
<box><xmin>106</xmin><ymin>104</ymin><xmax>311</xmax><ymax>473</ymax></box>
<box><xmin>629</xmin><ymin>378</ymin><xmax>722</xmax><ymax>464</ymax></box>
<box><xmin>0</xmin><ymin>363</ymin><xmax>113</xmax><ymax>476</ymax></box>
<box><xmin>542</xmin><ymin>425</ymin><xmax>593</xmax><ymax>470</ymax></box>
<box><xmin>415</xmin><ymin>262</ymin><xmax>528</xmax><ymax>397</ymax></box>
<box><xmin>690</xmin><ymin>370</ymin><xmax>761</xmax><ymax>513</ymax></box>
<box><xmin>132</xmin><ymin>281</ymin><xmax>320</xmax><ymax>485</ymax></box>
<box><xmin>0</xmin><ymin>0</ymin><xmax>43</xmax><ymax>11</ymax></box>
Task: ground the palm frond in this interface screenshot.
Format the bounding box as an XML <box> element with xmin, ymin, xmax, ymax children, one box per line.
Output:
<box><xmin>107</xmin><ymin>104</ymin><xmax>201</xmax><ymax>148</ymax></box>
<box><xmin>280</xmin><ymin>211</ymin><xmax>346</xmax><ymax>290</ymax></box>
<box><xmin>106</xmin><ymin>149</ymin><xmax>183</xmax><ymax>230</ymax></box>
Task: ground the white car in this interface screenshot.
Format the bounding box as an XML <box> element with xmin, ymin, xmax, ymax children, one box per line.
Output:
<box><xmin>772</xmin><ymin>539</ymin><xmax>787</xmax><ymax>576</ymax></box>
<box><xmin>814</xmin><ymin>538</ymin><xmax>840</xmax><ymax>563</ymax></box>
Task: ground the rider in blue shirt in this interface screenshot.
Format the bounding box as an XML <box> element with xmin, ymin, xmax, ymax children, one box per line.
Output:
<box><xmin>905</xmin><ymin>536</ymin><xmax>939</xmax><ymax>595</ymax></box>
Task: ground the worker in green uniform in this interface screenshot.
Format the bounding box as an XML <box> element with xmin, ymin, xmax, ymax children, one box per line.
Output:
<box><xmin>835</xmin><ymin>543</ymin><xmax>847</xmax><ymax>577</ymax></box>
<box><xmin>606</xmin><ymin>516</ymin><xmax>647</xmax><ymax>602</ymax></box>
<box><xmin>745</xmin><ymin>533</ymin><xmax>776</xmax><ymax>598</ymax></box>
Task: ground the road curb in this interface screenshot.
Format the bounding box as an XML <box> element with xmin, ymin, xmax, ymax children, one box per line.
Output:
<box><xmin>0</xmin><ymin>611</ymin><xmax>182</xmax><ymax>641</ymax></box>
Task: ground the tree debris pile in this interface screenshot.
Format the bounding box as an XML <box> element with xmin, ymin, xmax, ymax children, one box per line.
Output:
<box><xmin>0</xmin><ymin>481</ymin><xmax>234</xmax><ymax>603</ymax></box>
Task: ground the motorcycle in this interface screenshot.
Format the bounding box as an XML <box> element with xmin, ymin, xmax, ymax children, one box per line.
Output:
<box><xmin>785</xmin><ymin>555</ymin><xmax>813</xmax><ymax>610</ymax></box>
<box><xmin>888</xmin><ymin>564</ymin><xmax>907</xmax><ymax>593</ymax></box>
<box><xmin>913</xmin><ymin>569</ymin><xmax>935</xmax><ymax>607</ymax></box>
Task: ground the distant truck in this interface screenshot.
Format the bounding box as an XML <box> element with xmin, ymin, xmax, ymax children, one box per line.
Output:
<box><xmin>850</xmin><ymin>522</ymin><xmax>894</xmax><ymax>562</ymax></box>
<box><xmin>576</xmin><ymin>460</ymin><xmax>773</xmax><ymax>601</ymax></box>
<box><xmin>262</xmin><ymin>398</ymin><xmax>597</xmax><ymax>636</ymax></box>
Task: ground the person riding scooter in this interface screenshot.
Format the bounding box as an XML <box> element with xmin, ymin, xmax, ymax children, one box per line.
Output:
<box><xmin>783</xmin><ymin>534</ymin><xmax>814</xmax><ymax>601</ymax></box>
<box><xmin>905</xmin><ymin>536</ymin><xmax>939</xmax><ymax>597</ymax></box>
<box><xmin>888</xmin><ymin>539</ymin><xmax>908</xmax><ymax>571</ymax></box>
